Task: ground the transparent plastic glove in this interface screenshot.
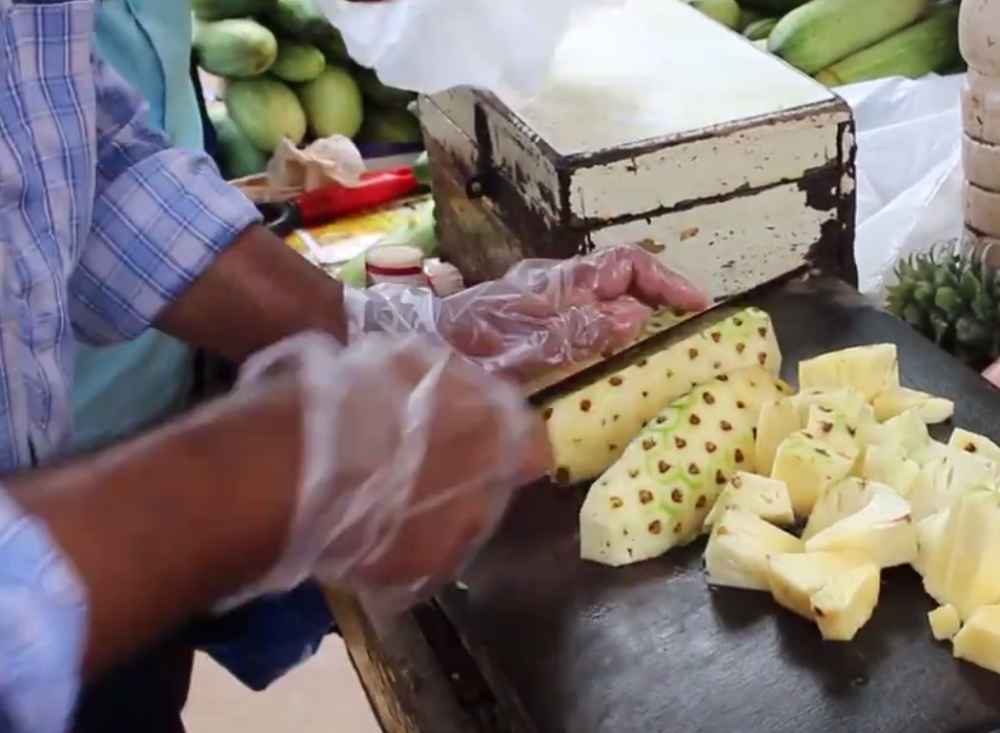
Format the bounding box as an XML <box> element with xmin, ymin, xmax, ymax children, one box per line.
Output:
<box><xmin>224</xmin><ymin>331</ymin><xmax>547</xmax><ymax>619</ymax></box>
<box><xmin>344</xmin><ymin>244</ymin><xmax>710</xmax><ymax>382</ymax></box>
<box><xmin>983</xmin><ymin>359</ymin><xmax>1000</xmax><ymax>387</ymax></box>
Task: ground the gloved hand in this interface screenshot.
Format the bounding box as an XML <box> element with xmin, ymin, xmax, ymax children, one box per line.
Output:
<box><xmin>222</xmin><ymin>330</ymin><xmax>547</xmax><ymax>619</ymax></box>
<box><xmin>344</xmin><ymin>244</ymin><xmax>710</xmax><ymax>381</ymax></box>
<box><xmin>984</xmin><ymin>359</ymin><xmax>1000</xmax><ymax>387</ymax></box>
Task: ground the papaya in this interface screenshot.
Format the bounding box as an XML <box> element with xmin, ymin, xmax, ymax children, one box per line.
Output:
<box><xmin>270</xmin><ymin>42</ymin><xmax>326</xmax><ymax>82</ymax></box>
<box><xmin>194</xmin><ymin>19</ymin><xmax>278</xmax><ymax>78</ymax></box>
<box><xmin>192</xmin><ymin>0</ymin><xmax>278</xmax><ymax>22</ymax></box>
<box><xmin>296</xmin><ymin>66</ymin><xmax>364</xmax><ymax>138</ymax></box>
<box><xmin>355</xmin><ymin>67</ymin><xmax>417</xmax><ymax>109</ymax></box>
<box><xmin>224</xmin><ymin>77</ymin><xmax>307</xmax><ymax>152</ymax></box>
<box><xmin>208</xmin><ymin>104</ymin><xmax>269</xmax><ymax>180</ymax></box>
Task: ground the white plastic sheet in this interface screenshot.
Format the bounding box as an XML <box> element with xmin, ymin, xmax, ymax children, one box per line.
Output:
<box><xmin>844</xmin><ymin>74</ymin><xmax>966</xmax><ymax>299</ymax></box>
<box><xmin>315</xmin><ymin>0</ymin><xmax>622</xmax><ymax>95</ymax></box>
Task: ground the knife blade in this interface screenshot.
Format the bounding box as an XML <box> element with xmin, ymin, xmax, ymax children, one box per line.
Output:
<box><xmin>527</xmin><ymin>304</ymin><xmax>741</xmax><ymax>405</ymax></box>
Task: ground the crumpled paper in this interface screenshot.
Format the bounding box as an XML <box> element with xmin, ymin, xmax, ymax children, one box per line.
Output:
<box><xmin>232</xmin><ymin>135</ymin><xmax>366</xmax><ymax>203</ymax></box>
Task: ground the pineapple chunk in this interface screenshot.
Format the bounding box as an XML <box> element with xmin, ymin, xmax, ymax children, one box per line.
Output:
<box><xmin>704</xmin><ymin>471</ymin><xmax>794</xmax><ymax>527</ymax></box>
<box><xmin>913</xmin><ymin>439</ymin><xmax>950</xmax><ymax>466</ymax></box>
<box><xmin>753</xmin><ymin>398</ymin><xmax>799</xmax><ymax>476</ymax></box>
<box><xmin>859</xmin><ymin>445</ymin><xmax>920</xmax><ymax>497</ymax></box>
<box><xmin>703</xmin><ymin>508</ymin><xmax>802</xmax><ymax>590</ymax></box>
<box><xmin>953</xmin><ymin>605</ymin><xmax>1000</xmax><ymax>674</ymax></box>
<box><xmin>868</xmin><ymin>410</ymin><xmax>931</xmax><ymax>459</ymax></box>
<box><xmin>928</xmin><ymin>604</ymin><xmax>961</xmax><ymax>641</ymax></box>
<box><xmin>923</xmin><ymin>487</ymin><xmax>1000</xmax><ymax>619</ymax></box>
<box><xmin>907</xmin><ymin>449</ymin><xmax>1000</xmax><ymax>521</ymax></box>
<box><xmin>771</xmin><ymin>431</ymin><xmax>856</xmax><ymax>516</ymax></box>
<box><xmin>871</xmin><ymin>386</ymin><xmax>954</xmax><ymax>424</ymax></box>
<box><xmin>766</xmin><ymin>550</ymin><xmax>874</xmax><ymax>620</ymax></box>
<box><xmin>544</xmin><ymin>308</ymin><xmax>782</xmax><ymax>485</ymax></box>
<box><xmin>788</xmin><ymin>387</ymin><xmax>869</xmax><ymax>427</ymax></box>
<box><xmin>810</xmin><ymin>563</ymin><xmax>881</xmax><ymax>641</ymax></box>
<box><xmin>913</xmin><ymin>510</ymin><xmax>948</xmax><ymax>576</ymax></box>
<box><xmin>803</xmin><ymin>404</ymin><xmax>869</xmax><ymax>457</ymax></box>
<box><xmin>579</xmin><ymin>367</ymin><xmax>786</xmax><ymax>566</ymax></box>
<box><xmin>802</xmin><ymin>477</ymin><xmax>880</xmax><ymax>541</ymax></box>
<box><xmin>805</xmin><ymin>488</ymin><xmax>916</xmax><ymax>568</ymax></box>
<box><xmin>798</xmin><ymin>344</ymin><xmax>899</xmax><ymax>401</ymax></box>
<box><xmin>947</xmin><ymin>428</ymin><xmax>1000</xmax><ymax>462</ymax></box>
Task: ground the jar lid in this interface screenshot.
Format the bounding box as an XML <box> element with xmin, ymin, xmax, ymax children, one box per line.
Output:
<box><xmin>365</xmin><ymin>244</ymin><xmax>425</xmax><ymax>276</ymax></box>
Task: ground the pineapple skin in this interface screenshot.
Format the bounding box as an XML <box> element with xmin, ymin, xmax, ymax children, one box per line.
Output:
<box><xmin>579</xmin><ymin>367</ymin><xmax>787</xmax><ymax>567</ymax></box>
<box><xmin>543</xmin><ymin>308</ymin><xmax>781</xmax><ymax>486</ymax></box>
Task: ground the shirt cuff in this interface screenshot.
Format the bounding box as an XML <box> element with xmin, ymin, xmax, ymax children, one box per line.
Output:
<box><xmin>70</xmin><ymin>148</ymin><xmax>263</xmax><ymax>345</ymax></box>
<box><xmin>0</xmin><ymin>491</ymin><xmax>87</xmax><ymax>733</ymax></box>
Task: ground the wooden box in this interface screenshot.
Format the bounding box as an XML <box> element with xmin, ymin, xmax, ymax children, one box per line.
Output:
<box><xmin>418</xmin><ymin>0</ymin><xmax>857</xmax><ymax>301</ymax></box>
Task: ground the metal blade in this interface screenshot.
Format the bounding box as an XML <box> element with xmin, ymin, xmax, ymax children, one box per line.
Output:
<box><xmin>528</xmin><ymin>304</ymin><xmax>742</xmax><ymax>405</ymax></box>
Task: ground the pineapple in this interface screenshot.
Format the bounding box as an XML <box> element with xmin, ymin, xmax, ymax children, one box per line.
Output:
<box><xmin>867</xmin><ymin>410</ymin><xmax>932</xmax><ymax>460</ymax></box>
<box><xmin>923</xmin><ymin>487</ymin><xmax>1000</xmax><ymax>619</ymax></box>
<box><xmin>928</xmin><ymin>604</ymin><xmax>961</xmax><ymax>641</ymax></box>
<box><xmin>947</xmin><ymin>427</ymin><xmax>1000</xmax><ymax>461</ymax></box>
<box><xmin>766</xmin><ymin>550</ymin><xmax>874</xmax><ymax>620</ymax></box>
<box><xmin>886</xmin><ymin>246</ymin><xmax>1000</xmax><ymax>372</ymax></box>
<box><xmin>797</xmin><ymin>344</ymin><xmax>899</xmax><ymax>401</ymax></box>
<box><xmin>704</xmin><ymin>472</ymin><xmax>794</xmax><ymax>527</ymax></box>
<box><xmin>703</xmin><ymin>508</ymin><xmax>802</xmax><ymax>591</ymax></box>
<box><xmin>810</xmin><ymin>563</ymin><xmax>881</xmax><ymax>642</ymax></box>
<box><xmin>859</xmin><ymin>445</ymin><xmax>921</xmax><ymax>497</ymax></box>
<box><xmin>913</xmin><ymin>510</ymin><xmax>948</xmax><ymax>576</ymax></box>
<box><xmin>579</xmin><ymin>367</ymin><xmax>788</xmax><ymax>566</ymax></box>
<box><xmin>771</xmin><ymin>431</ymin><xmax>857</xmax><ymax>516</ymax></box>
<box><xmin>804</xmin><ymin>488</ymin><xmax>917</xmax><ymax>568</ymax></box>
<box><xmin>872</xmin><ymin>387</ymin><xmax>954</xmax><ymax>424</ymax></box>
<box><xmin>542</xmin><ymin>308</ymin><xmax>782</xmax><ymax>485</ymax></box>
<box><xmin>753</xmin><ymin>398</ymin><xmax>799</xmax><ymax>476</ymax></box>
<box><xmin>907</xmin><ymin>449</ymin><xmax>1000</xmax><ymax>521</ymax></box>
<box><xmin>802</xmin><ymin>477</ymin><xmax>881</xmax><ymax>541</ymax></box>
<box><xmin>953</xmin><ymin>605</ymin><xmax>1000</xmax><ymax>674</ymax></box>
<box><xmin>788</xmin><ymin>387</ymin><xmax>868</xmax><ymax>427</ymax></box>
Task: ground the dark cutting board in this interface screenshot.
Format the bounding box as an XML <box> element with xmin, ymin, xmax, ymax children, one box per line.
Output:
<box><xmin>437</xmin><ymin>275</ymin><xmax>1000</xmax><ymax>733</ymax></box>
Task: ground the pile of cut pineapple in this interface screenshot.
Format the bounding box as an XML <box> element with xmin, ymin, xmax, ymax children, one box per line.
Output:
<box><xmin>540</xmin><ymin>307</ymin><xmax>1000</xmax><ymax>675</ymax></box>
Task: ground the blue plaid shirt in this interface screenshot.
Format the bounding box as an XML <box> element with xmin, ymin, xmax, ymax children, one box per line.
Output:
<box><xmin>0</xmin><ymin>0</ymin><xmax>261</xmax><ymax>730</ymax></box>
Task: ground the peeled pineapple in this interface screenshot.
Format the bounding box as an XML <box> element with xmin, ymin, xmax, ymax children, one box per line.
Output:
<box><xmin>867</xmin><ymin>410</ymin><xmax>931</xmax><ymax>459</ymax></box>
<box><xmin>859</xmin><ymin>445</ymin><xmax>920</xmax><ymax>497</ymax></box>
<box><xmin>753</xmin><ymin>398</ymin><xmax>799</xmax><ymax>476</ymax></box>
<box><xmin>703</xmin><ymin>508</ymin><xmax>802</xmax><ymax>590</ymax></box>
<box><xmin>913</xmin><ymin>510</ymin><xmax>948</xmax><ymax>576</ymax></box>
<box><xmin>953</xmin><ymin>604</ymin><xmax>1000</xmax><ymax>674</ymax></box>
<box><xmin>872</xmin><ymin>386</ymin><xmax>954</xmax><ymax>424</ymax></box>
<box><xmin>797</xmin><ymin>344</ymin><xmax>899</xmax><ymax>401</ymax></box>
<box><xmin>802</xmin><ymin>477</ymin><xmax>880</xmax><ymax>541</ymax></box>
<box><xmin>771</xmin><ymin>430</ymin><xmax>857</xmax><ymax>516</ymax></box>
<box><xmin>928</xmin><ymin>604</ymin><xmax>961</xmax><ymax>641</ymax></box>
<box><xmin>766</xmin><ymin>550</ymin><xmax>874</xmax><ymax>621</ymax></box>
<box><xmin>704</xmin><ymin>472</ymin><xmax>794</xmax><ymax>527</ymax></box>
<box><xmin>543</xmin><ymin>308</ymin><xmax>782</xmax><ymax>485</ymax></box>
<box><xmin>579</xmin><ymin>367</ymin><xmax>789</xmax><ymax>566</ymax></box>
<box><xmin>788</xmin><ymin>387</ymin><xmax>869</xmax><ymax>426</ymax></box>
<box><xmin>923</xmin><ymin>487</ymin><xmax>1000</xmax><ymax>619</ymax></box>
<box><xmin>947</xmin><ymin>428</ymin><xmax>1000</xmax><ymax>461</ymax></box>
<box><xmin>804</xmin><ymin>488</ymin><xmax>917</xmax><ymax>568</ymax></box>
<box><xmin>810</xmin><ymin>563</ymin><xmax>881</xmax><ymax>641</ymax></box>
<box><xmin>907</xmin><ymin>449</ymin><xmax>1000</xmax><ymax>521</ymax></box>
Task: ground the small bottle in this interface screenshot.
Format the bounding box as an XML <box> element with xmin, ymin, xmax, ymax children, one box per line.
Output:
<box><xmin>365</xmin><ymin>244</ymin><xmax>430</xmax><ymax>288</ymax></box>
<box><xmin>424</xmin><ymin>259</ymin><xmax>466</xmax><ymax>297</ymax></box>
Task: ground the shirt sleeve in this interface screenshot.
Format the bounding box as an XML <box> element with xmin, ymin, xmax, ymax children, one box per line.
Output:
<box><xmin>69</xmin><ymin>56</ymin><xmax>262</xmax><ymax>346</ymax></box>
<box><xmin>0</xmin><ymin>490</ymin><xmax>87</xmax><ymax>733</ymax></box>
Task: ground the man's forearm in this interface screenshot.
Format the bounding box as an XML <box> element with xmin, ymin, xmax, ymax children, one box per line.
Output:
<box><xmin>8</xmin><ymin>376</ymin><xmax>303</xmax><ymax>678</ymax></box>
<box><xmin>155</xmin><ymin>224</ymin><xmax>349</xmax><ymax>361</ymax></box>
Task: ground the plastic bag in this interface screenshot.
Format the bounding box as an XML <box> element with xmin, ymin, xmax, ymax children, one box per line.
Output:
<box><xmin>845</xmin><ymin>74</ymin><xmax>966</xmax><ymax>299</ymax></box>
<box><xmin>315</xmin><ymin>0</ymin><xmax>622</xmax><ymax>94</ymax></box>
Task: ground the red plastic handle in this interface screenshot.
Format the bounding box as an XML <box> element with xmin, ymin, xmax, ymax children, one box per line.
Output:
<box><xmin>295</xmin><ymin>168</ymin><xmax>420</xmax><ymax>225</ymax></box>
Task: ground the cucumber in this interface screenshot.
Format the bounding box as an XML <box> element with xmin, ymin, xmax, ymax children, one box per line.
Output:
<box><xmin>743</xmin><ymin>17</ymin><xmax>779</xmax><ymax>40</ymax></box>
<box><xmin>768</xmin><ymin>0</ymin><xmax>931</xmax><ymax>75</ymax></box>
<box><xmin>192</xmin><ymin>0</ymin><xmax>277</xmax><ymax>21</ymax></box>
<box><xmin>689</xmin><ymin>0</ymin><xmax>741</xmax><ymax>28</ymax></box>
<box><xmin>813</xmin><ymin>4</ymin><xmax>961</xmax><ymax>87</ymax></box>
<box><xmin>194</xmin><ymin>19</ymin><xmax>278</xmax><ymax>78</ymax></box>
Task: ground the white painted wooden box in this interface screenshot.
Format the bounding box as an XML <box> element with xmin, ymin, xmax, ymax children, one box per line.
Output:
<box><xmin>417</xmin><ymin>0</ymin><xmax>857</xmax><ymax>301</ymax></box>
